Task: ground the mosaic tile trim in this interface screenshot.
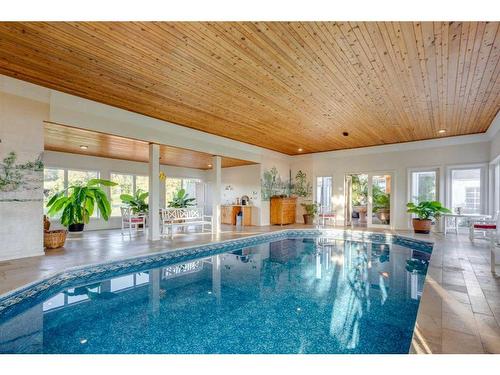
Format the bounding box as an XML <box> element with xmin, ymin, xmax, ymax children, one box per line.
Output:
<box><xmin>0</xmin><ymin>229</ymin><xmax>433</xmax><ymax>318</ymax></box>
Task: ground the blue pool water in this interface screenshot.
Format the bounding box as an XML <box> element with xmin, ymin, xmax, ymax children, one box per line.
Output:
<box><xmin>0</xmin><ymin>235</ymin><xmax>431</xmax><ymax>354</ymax></box>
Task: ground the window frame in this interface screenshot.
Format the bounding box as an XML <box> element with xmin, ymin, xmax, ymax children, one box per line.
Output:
<box><xmin>109</xmin><ymin>172</ymin><xmax>149</xmax><ymax>217</ymax></box>
<box><xmin>446</xmin><ymin>163</ymin><xmax>488</xmax><ymax>215</ymax></box>
<box><xmin>407</xmin><ymin>166</ymin><xmax>441</xmax><ymax>205</ymax></box>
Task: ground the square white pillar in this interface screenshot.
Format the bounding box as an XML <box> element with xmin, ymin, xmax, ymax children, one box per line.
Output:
<box><xmin>148</xmin><ymin>143</ymin><xmax>160</xmax><ymax>241</ymax></box>
<box><xmin>212</xmin><ymin>155</ymin><xmax>222</xmax><ymax>235</ymax></box>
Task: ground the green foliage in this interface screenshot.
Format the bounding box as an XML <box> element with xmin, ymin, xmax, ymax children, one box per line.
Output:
<box><xmin>120</xmin><ymin>189</ymin><xmax>149</xmax><ymax>214</ymax></box>
<box><xmin>301</xmin><ymin>202</ymin><xmax>319</xmax><ymax>215</ymax></box>
<box><xmin>406</xmin><ymin>200</ymin><xmax>451</xmax><ymax>220</ymax></box>
<box><xmin>167</xmin><ymin>188</ymin><xmax>196</xmax><ymax>208</ymax></box>
<box><xmin>373</xmin><ymin>185</ymin><xmax>390</xmax><ymax>211</ymax></box>
<box><xmin>351</xmin><ymin>174</ymin><xmax>368</xmax><ymax>206</ymax></box>
<box><xmin>46</xmin><ymin>178</ymin><xmax>117</xmax><ymax>227</ymax></box>
<box><xmin>293</xmin><ymin>170</ymin><xmax>312</xmax><ymax>198</ymax></box>
<box><xmin>0</xmin><ymin>151</ymin><xmax>44</xmax><ymax>192</ymax></box>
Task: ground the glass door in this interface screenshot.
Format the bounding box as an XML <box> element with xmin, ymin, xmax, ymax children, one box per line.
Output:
<box><xmin>345</xmin><ymin>172</ymin><xmax>393</xmax><ymax>229</ymax></box>
<box><xmin>369</xmin><ymin>173</ymin><xmax>393</xmax><ymax>228</ymax></box>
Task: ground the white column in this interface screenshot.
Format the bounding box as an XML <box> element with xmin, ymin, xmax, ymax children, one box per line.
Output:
<box><xmin>149</xmin><ymin>268</ymin><xmax>161</xmax><ymax>315</ymax></box>
<box><xmin>212</xmin><ymin>155</ymin><xmax>222</xmax><ymax>235</ymax></box>
<box><xmin>148</xmin><ymin>143</ymin><xmax>160</xmax><ymax>241</ymax></box>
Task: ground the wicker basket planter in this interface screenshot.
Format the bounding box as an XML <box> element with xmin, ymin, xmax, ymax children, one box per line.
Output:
<box><xmin>44</xmin><ymin>230</ymin><xmax>67</xmax><ymax>249</ymax></box>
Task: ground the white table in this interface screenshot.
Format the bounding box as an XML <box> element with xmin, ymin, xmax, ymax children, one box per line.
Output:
<box><xmin>442</xmin><ymin>213</ymin><xmax>491</xmax><ymax>235</ymax></box>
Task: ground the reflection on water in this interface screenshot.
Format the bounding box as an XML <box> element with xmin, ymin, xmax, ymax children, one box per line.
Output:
<box><xmin>0</xmin><ymin>238</ymin><xmax>429</xmax><ymax>354</ymax></box>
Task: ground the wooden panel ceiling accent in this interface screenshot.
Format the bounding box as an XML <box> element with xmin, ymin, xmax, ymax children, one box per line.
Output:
<box><xmin>1</xmin><ymin>22</ymin><xmax>499</xmax><ymax>154</ymax></box>
<box><xmin>44</xmin><ymin>122</ymin><xmax>255</xmax><ymax>170</ymax></box>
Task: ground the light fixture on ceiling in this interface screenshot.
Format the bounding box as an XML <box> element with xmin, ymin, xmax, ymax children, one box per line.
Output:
<box><xmin>79</xmin><ymin>145</ymin><xmax>88</xmax><ymax>150</ymax></box>
<box><xmin>342</xmin><ymin>132</ymin><xmax>349</xmax><ymax>137</ymax></box>
<box><xmin>208</xmin><ymin>164</ymin><xmax>212</xmax><ymax>168</ymax></box>
<box><xmin>438</xmin><ymin>129</ymin><xmax>446</xmax><ymax>134</ymax></box>
<box><xmin>297</xmin><ymin>148</ymin><xmax>303</xmax><ymax>152</ymax></box>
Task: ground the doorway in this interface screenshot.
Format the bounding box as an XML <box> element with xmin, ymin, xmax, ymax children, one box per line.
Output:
<box><xmin>345</xmin><ymin>172</ymin><xmax>393</xmax><ymax>228</ymax></box>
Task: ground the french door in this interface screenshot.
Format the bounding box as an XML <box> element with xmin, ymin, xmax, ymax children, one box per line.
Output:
<box><xmin>345</xmin><ymin>172</ymin><xmax>394</xmax><ymax>229</ymax></box>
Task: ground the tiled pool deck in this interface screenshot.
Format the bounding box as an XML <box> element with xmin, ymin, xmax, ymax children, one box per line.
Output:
<box><xmin>0</xmin><ymin>225</ymin><xmax>499</xmax><ymax>354</ymax></box>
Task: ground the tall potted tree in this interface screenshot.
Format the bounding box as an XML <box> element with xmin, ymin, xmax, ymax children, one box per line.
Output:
<box><xmin>406</xmin><ymin>201</ymin><xmax>450</xmax><ymax>234</ymax></box>
<box><xmin>46</xmin><ymin>178</ymin><xmax>117</xmax><ymax>232</ymax></box>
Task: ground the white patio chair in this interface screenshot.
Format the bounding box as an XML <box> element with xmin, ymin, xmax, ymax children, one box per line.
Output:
<box><xmin>318</xmin><ymin>204</ymin><xmax>337</xmax><ymax>227</ymax></box>
<box><xmin>469</xmin><ymin>211</ymin><xmax>499</xmax><ymax>242</ymax></box>
<box><xmin>120</xmin><ymin>206</ymin><xmax>147</xmax><ymax>235</ymax></box>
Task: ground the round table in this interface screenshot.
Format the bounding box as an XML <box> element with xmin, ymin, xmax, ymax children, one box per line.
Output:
<box><xmin>442</xmin><ymin>213</ymin><xmax>491</xmax><ymax>235</ymax></box>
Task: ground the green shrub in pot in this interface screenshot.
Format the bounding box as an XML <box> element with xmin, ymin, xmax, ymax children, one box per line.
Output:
<box><xmin>406</xmin><ymin>201</ymin><xmax>450</xmax><ymax>234</ymax></box>
<box><xmin>46</xmin><ymin>178</ymin><xmax>117</xmax><ymax>232</ymax></box>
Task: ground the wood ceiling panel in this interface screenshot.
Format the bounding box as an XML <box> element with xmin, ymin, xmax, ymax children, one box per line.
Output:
<box><xmin>43</xmin><ymin>122</ymin><xmax>255</xmax><ymax>170</ymax></box>
<box><xmin>1</xmin><ymin>22</ymin><xmax>499</xmax><ymax>154</ymax></box>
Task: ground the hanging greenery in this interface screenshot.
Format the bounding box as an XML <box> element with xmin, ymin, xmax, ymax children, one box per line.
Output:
<box><xmin>293</xmin><ymin>170</ymin><xmax>312</xmax><ymax>198</ymax></box>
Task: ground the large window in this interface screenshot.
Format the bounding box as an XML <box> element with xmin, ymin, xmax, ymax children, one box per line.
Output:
<box><xmin>165</xmin><ymin>178</ymin><xmax>202</xmax><ymax>206</ymax></box>
<box><xmin>410</xmin><ymin>170</ymin><xmax>437</xmax><ymax>203</ymax></box>
<box><xmin>110</xmin><ymin>173</ymin><xmax>149</xmax><ymax>216</ymax></box>
<box><xmin>43</xmin><ymin>168</ymin><xmax>99</xmax><ymax>217</ymax></box>
<box><xmin>43</xmin><ymin>168</ymin><xmax>65</xmax><ymax>213</ymax></box>
<box><xmin>449</xmin><ymin>167</ymin><xmax>484</xmax><ymax>215</ymax></box>
<box><xmin>316</xmin><ymin>176</ymin><xmax>333</xmax><ymax>212</ymax></box>
<box><xmin>68</xmin><ymin>169</ymin><xmax>99</xmax><ymax>186</ymax></box>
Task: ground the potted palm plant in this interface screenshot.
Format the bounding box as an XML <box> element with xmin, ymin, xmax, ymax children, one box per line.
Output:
<box><xmin>406</xmin><ymin>201</ymin><xmax>451</xmax><ymax>234</ymax></box>
<box><xmin>167</xmin><ymin>188</ymin><xmax>196</xmax><ymax>208</ymax></box>
<box><xmin>120</xmin><ymin>189</ymin><xmax>149</xmax><ymax>214</ymax></box>
<box><xmin>301</xmin><ymin>202</ymin><xmax>318</xmax><ymax>225</ymax></box>
<box><xmin>46</xmin><ymin>178</ymin><xmax>117</xmax><ymax>232</ymax></box>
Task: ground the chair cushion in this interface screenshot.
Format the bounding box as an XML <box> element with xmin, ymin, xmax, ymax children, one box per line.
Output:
<box><xmin>473</xmin><ymin>224</ymin><xmax>496</xmax><ymax>229</ymax></box>
<box><xmin>126</xmin><ymin>217</ymin><xmax>144</xmax><ymax>223</ymax></box>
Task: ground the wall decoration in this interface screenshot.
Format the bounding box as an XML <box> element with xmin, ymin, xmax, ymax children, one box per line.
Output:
<box><xmin>261</xmin><ymin>167</ymin><xmax>289</xmax><ymax>201</ymax></box>
<box><xmin>293</xmin><ymin>170</ymin><xmax>312</xmax><ymax>198</ymax></box>
<box><xmin>0</xmin><ymin>151</ymin><xmax>44</xmax><ymax>202</ymax></box>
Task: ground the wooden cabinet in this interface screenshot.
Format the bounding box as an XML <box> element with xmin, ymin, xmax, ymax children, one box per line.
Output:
<box><xmin>221</xmin><ymin>205</ymin><xmax>254</xmax><ymax>225</ymax></box>
<box><xmin>270</xmin><ymin>197</ymin><xmax>297</xmax><ymax>225</ymax></box>
<box><xmin>221</xmin><ymin>206</ymin><xmax>238</xmax><ymax>225</ymax></box>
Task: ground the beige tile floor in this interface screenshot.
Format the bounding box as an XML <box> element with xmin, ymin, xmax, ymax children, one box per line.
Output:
<box><xmin>0</xmin><ymin>224</ymin><xmax>499</xmax><ymax>354</ymax></box>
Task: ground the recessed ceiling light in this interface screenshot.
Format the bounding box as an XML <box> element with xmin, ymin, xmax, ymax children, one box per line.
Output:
<box><xmin>79</xmin><ymin>145</ymin><xmax>88</xmax><ymax>150</ymax></box>
<box><xmin>438</xmin><ymin>129</ymin><xmax>446</xmax><ymax>134</ymax></box>
<box><xmin>342</xmin><ymin>132</ymin><xmax>349</xmax><ymax>137</ymax></box>
<box><xmin>207</xmin><ymin>164</ymin><xmax>212</xmax><ymax>168</ymax></box>
<box><xmin>297</xmin><ymin>148</ymin><xmax>303</xmax><ymax>152</ymax></box>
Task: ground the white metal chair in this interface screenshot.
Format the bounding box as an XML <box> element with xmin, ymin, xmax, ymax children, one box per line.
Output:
<box><xmin>120</xmin><ymin>206</ymin><xmax>147</xmax><ymax>235</ymax></box>
<box><xmin>469</xmin><ymin>211</ymin><xmax>499</xmax><ymax>242</ymax></box>
<box><xmin>318</xmin><ymin>204</ymin><xmax>337</xmax><ymax>227</ymax></box>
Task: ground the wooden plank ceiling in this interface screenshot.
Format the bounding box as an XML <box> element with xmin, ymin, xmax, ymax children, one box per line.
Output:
<box><xmin>1</xmin><ymin>22</ymin><xmax>499</xmax><ymax>155</ymax></box>
<box><xmin>44</xmin><ymin>122</ymin><xmax>255</xmax><ymax>170</ymax></box>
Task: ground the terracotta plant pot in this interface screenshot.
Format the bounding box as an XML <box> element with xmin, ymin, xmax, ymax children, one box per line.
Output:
<box><xmin>412</xmin><ymin>218</ymin><xmax>432</xmax><ymax>234</ymax></box>
<box><xmin>303</xmin><ymin>214</ymin><xmax>314</xmax><ymax>225</ymax></box>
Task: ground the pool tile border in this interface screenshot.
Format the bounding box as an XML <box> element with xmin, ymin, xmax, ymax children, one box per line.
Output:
<box><xmin>0</xmin><ymin>229</ymin><xmax>433</xmax><ymax>318</ymax></box>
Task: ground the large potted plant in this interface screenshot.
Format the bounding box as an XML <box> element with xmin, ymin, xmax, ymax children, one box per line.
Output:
<box><xmin>167</xmin><ymin>188</ymin><xmax>196</xmax><ymax>208</ymax></box>
<box><xmin>406</xmin><ymin>201</ymin><xmax>450</xmax><ymax>234</ymax></box>
<box><xmin>120</xmin><ymin>189</ymin><xmax>149</xmax><ymax>215</ymax></box>
<box><xmin>46</xmin><ymin>178</ymin><xmax>117</xmax><ymax>232</ymax></box>
<box><xmin>301</xmin><ymin>202</ymin><xmax>318</xmax><ymax>225</ymax></box>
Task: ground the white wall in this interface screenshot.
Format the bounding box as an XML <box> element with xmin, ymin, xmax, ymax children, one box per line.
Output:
<box><xmin>44</xmin><ymin>151</ymin><xmax>207</xmax><ymax>231</ymax></box>
<box><xmin>0</xmin><ymin>88</ymin><xmax>48</xmax><ymax>261</ymax></box>
<box><xmin>292</xmin><ymin>140</ymin><xmax>492</xmax><ymax>230</ymax></box>
<box><xmin>220</xmin><ymin>164</ymin><xmax>262</xmax><ymax>225</ymax></box>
